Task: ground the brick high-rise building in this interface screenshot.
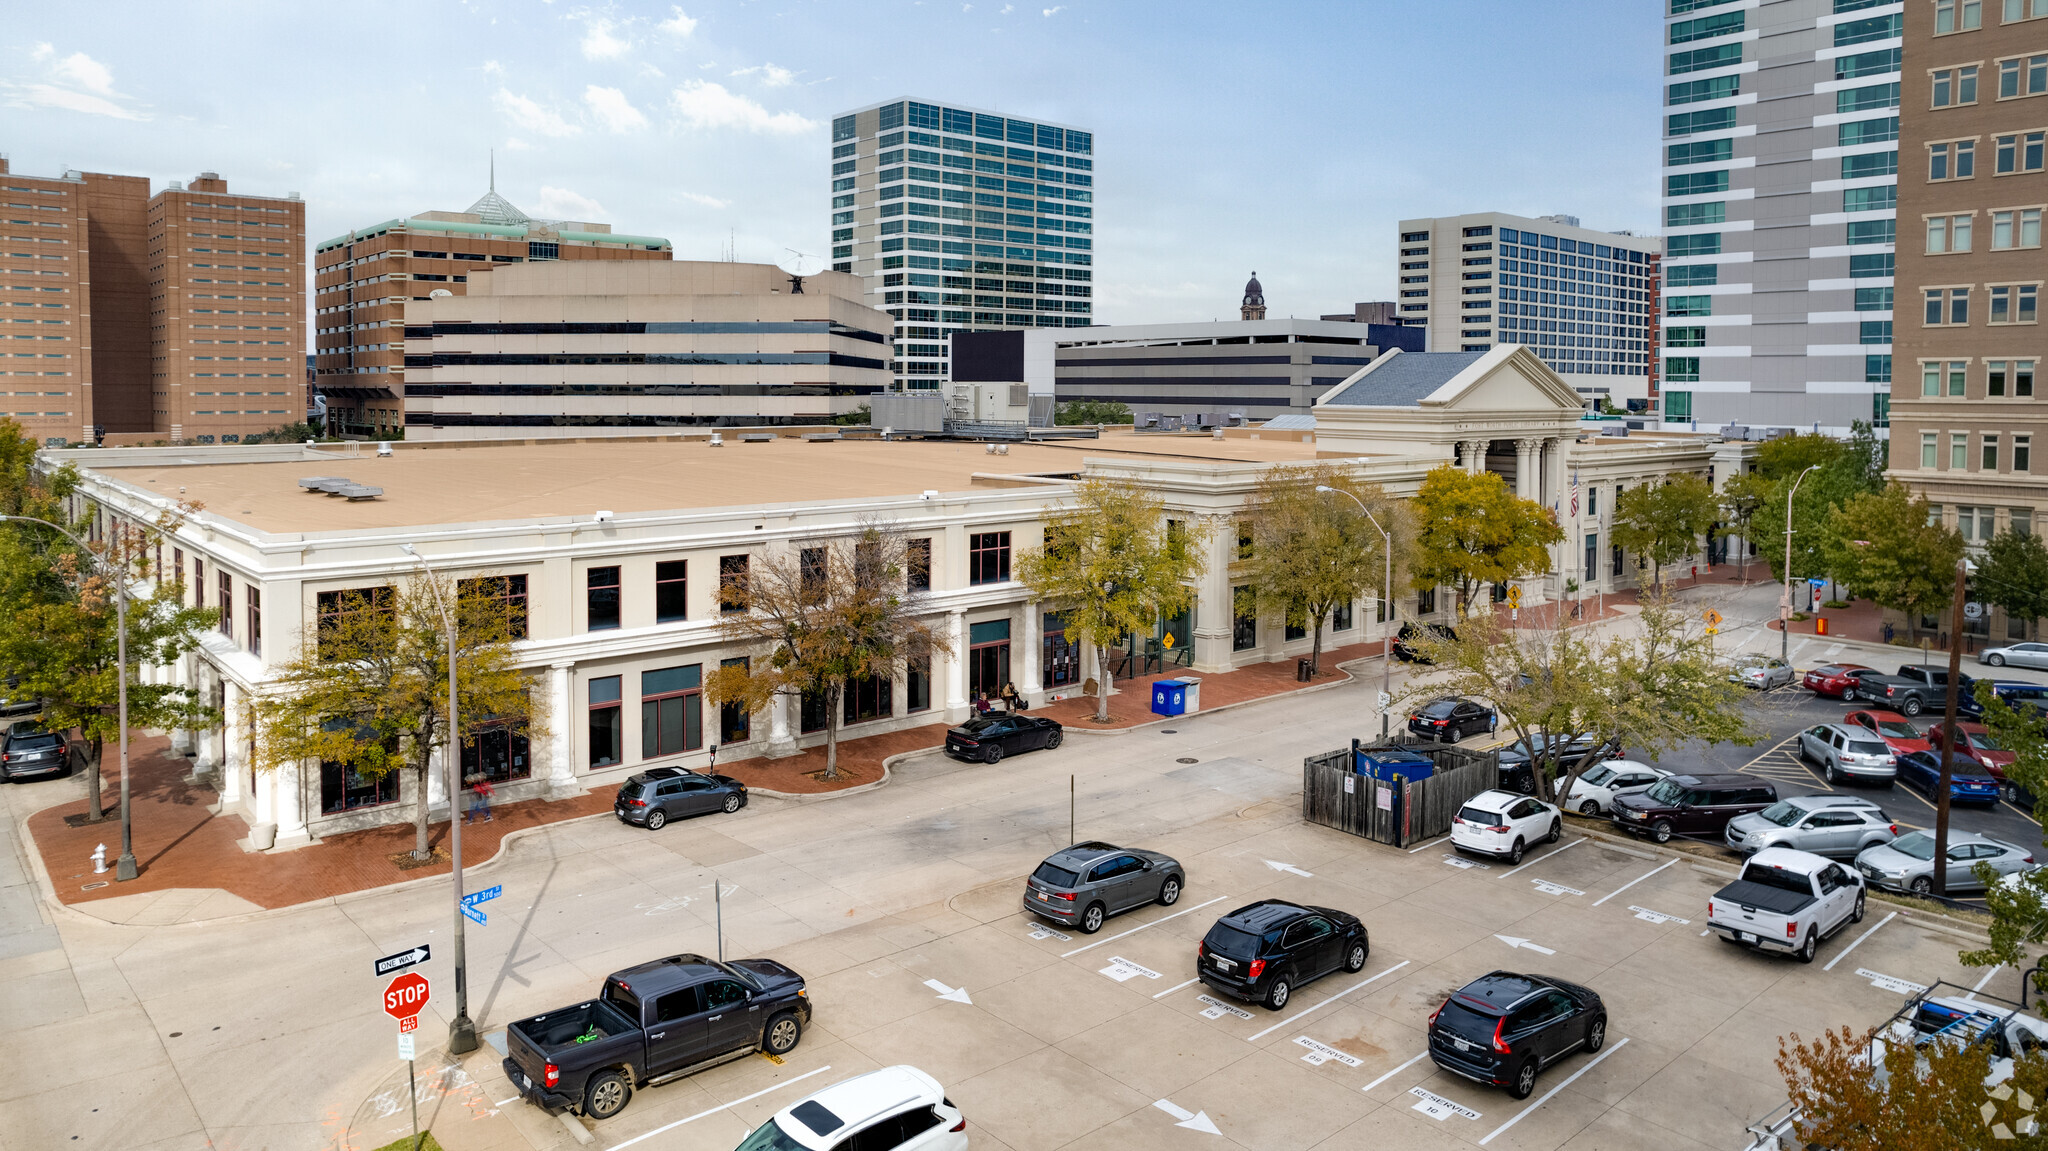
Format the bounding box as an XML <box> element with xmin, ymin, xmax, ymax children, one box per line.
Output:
<box><xmin>0</xmin><ymin>160</ymin><xmax>302</xmax><ymax>446</ymax></box>
<box><xmin>1892</xmin><ymin>0</ymin><xmax>2048</xmax><ymax>642</ymax></box>
<box><xmin>313</xmin><ymin>184</ymin><xmax>671</xmax><ymax>437</ymax></box>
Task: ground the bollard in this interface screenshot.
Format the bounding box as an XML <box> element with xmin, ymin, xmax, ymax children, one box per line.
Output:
<box><xmin>92</xmin><ymin>843</ymin><xmax>107</xmax><ymax>875</ymax></box>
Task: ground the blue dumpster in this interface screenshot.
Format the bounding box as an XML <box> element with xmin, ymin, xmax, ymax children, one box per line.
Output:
<box><xmin>1151</xmin><ymin>679</ymin><xmax>1189</xmax><ymax>717</ymax></box>
<box><xmin>1354</xmin><ymin>747</ymin><xmax>1436</xmax><ymax>782</ymax></box>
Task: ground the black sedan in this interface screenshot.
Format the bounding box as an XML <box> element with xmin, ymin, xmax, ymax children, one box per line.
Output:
<box><xmin>1393</xmin><ymin>621</ymin><xmax>1458</xmax><ymax>663</ymax></box>
<box><xmin>1429</xmin><ymin>971</ymin><xmax>1607</xmax><ymax>1099</ymax></box>
<box><xmin>1496</xmin><ymin>733</ymin><xmax>1623</xmax><ymax>793</ymax></box>
<box><xmin>945</xmin><ymin>713</ymin><xmax>1063</xmax><ymax>763</ymax></box>
<box><xmin>1407</xmin><ymin>697</ymin><xmax>1496</xmax><ymax>745</ymax></box>
<box><xmin>613</xmin><ymin>766</ymin><xmax>748</xmax><ymax>830</ymax></box>
<box><xmin>1</xmin><ymin>727</ymin><xmax>70</xmax><ymax>781</ymax></box>
<box><xmin>1895</xmin><ymin>750</ymin><xmax>2002</xmax><ymax>805</ymax></box>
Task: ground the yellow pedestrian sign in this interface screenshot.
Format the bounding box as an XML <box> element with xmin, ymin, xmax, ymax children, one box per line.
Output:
<box><xmin>1506</xmin><ymin>586</ymin><xmax>1522</xmax><ymax>608</ymax></box>
<box><xmin>1703</xmin><ymin>609</ymin><xmax>1723</xmax><ymax>627</ymax></box>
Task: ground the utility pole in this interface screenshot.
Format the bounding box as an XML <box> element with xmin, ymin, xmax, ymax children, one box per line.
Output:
<box><xmin>1931</xmin><ymin>557</ymin><xmax>1968</xmax><ymax>898</ymax></box>
<box><xmin>1780</xmin><ymin>465</ymin><xmax>1820</xmax><ymax>664</ymax></box>
<box><xmin>1317</xmin><ymin>486</ymin><xmax>1394</xmax><ymax>740</ymax></box>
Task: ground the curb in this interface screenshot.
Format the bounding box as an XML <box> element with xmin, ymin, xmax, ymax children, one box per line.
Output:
<box><xmin>1058</xmin><ymin>649</ymin><xmax>1386</xmax><ymax>738</ymax></box>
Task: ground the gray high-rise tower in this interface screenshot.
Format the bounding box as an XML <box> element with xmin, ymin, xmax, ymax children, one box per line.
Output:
<box><xmin>830</xmin><ymin>98</ymin><xmax>1096</xmax><ymax>389</ymax></box>
<box><xmin>1658</xmin><ymin>0</ymin><xmax>1900</xmax><ymax>432</ymax></box>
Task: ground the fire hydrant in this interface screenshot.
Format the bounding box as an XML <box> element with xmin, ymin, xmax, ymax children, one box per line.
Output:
<box><xmin>91</xmin><ymin>844</ymin><xmax>107</xmax><ymax>875</ymax></box>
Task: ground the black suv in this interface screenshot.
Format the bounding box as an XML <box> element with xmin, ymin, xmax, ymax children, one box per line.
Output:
<box><xmin>1429</xmin><ymin>971</ymin><xmax>1607</xmax><ymax>1099</ymax></box>
<box><xmin>1</xmin><ymin>727</ymin><xmax>70</xmax><ymax>781</ymax></box>
<box><xmin>614</xmin><ymin>767</ymin><xmax>747</xmax><ymax>830</ymax></box>
<box><xmin>1406</xmin><ymin>697</ymin><xmax>1497</xmax><ymax>744</ymax></box>
<box><xmin>1197</xmin><ymin>900</ymin><xmax>1369</xmax><ymax>1011</ymax></box>
<box><xmin>1393</xmin><ymin>621</ymin><xmax>1458</xmax><ymax>663</ymax></box>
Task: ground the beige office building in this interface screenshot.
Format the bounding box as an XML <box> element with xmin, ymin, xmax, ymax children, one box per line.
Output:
<box><xmin>0</xmin><ymin>158</ymin><xmax>92</xmax><ymax>445</ymax></box>
<box><xmin>400</xmin><ymin>260</ymin><xmax>892</xmax><ymax>437</ymax></box>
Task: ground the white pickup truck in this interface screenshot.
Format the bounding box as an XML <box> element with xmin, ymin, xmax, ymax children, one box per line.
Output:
<box><xmin>1707</xmin><ymin>847</ymin><xmax>1866</xmax><ymax>963</ymax></box>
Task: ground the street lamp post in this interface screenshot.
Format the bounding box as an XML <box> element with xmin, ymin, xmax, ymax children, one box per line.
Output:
<box><xmin>1780</xmin><ymin>464</ymin><xmax>1821</xmax><ymax>664</ymax></box>
<box><xmin>401</xmin><ymin>544</ymin><xmax>478</xmax><ymax>1055</ymax></box>
<box><xmin>1316</xmin><ymin>486</ymin><xmax>1394</xmax><ymax>740</ymax></box>
<box><xmin>2</xmin><ymin>515</ymin><xmax>137</xmax><ymax>880</ymax></box>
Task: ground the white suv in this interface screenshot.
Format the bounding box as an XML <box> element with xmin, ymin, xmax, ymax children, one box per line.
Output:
<box><xmin>1452</xmin><ymin>789</ymin><xmax>1562</xmax><ymax>864</ymax></box>
<box><xmin>1560</xmin><ymin>760</ymin><xmax>1671</xmax><ymax>816</ymax></box>
<box><xmin>735</xmin><ymin>1065</ymin><xmax>966</xmax><ymax>1151</ymax></box>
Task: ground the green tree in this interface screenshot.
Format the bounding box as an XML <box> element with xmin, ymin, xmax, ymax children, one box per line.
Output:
<box><xmin>1777</xmin><ymin>1020</ymin><xmax>2048</xmax><ymax>1150</ymax></box>
<box><xmin>1016</xmin><ymin>479</ymin><xmax>1208</xmax><ymax>722</ymax></box>
<box><xmin>249</xmin><ymin>576</ymin><xmax>541</xmax><ymax>860</ymax></box>
<box><xmin>1824</xmin><ymin>483</ymin><xmax>1965</xmax><ymax>637</ymax></box>
<box><xmin>1962</xmin><ymin>686</ymin><xmax>2048</xmax><ymax>997</ymax></box>
<box><xmin>1610</xmin><ymin>473</ymin><xmax>1718</xmax><ymax>588</ymax></box>
<box><xmin>1053</xmin><ymin>400</ymin><xmax>1134</xmax><ymax>426</ymax></box>
<box><xmin>1719</xmin><ymin>470</ymin><xmax>1773</xmax><ymax>580</ymax></box>
<box><xmin>1406</xmin><ymin>464</ymin><xmax>1563</xmax><ymax>614</ymax></box>
<box><xmin>1241</xmin><ymin>464</ymin><xmax>1406</xmax><ymax>677</ymax></box>
<box><xmin>245</xmin><ymin>421</ymin><xmax>326</xmax><ymax>445</ymax></box>
<box><xmin>703</xmin><ymin>526</ymin><xmax>946</xmax><ymax>779</ymax></box>
<box><xmin>829</xmin><ymin>403</ymin><xmax>872</xmax><ymax>427</ymax></box>
<box><xmin>1756</xmin><ymin>431</ymin><xmax>1847</xmax><ymax>481</ymax></box>
<box><xmin>1977</xmin><ymin>529</ymin><xmax>2048</xmax><ymax>642</ymax></box>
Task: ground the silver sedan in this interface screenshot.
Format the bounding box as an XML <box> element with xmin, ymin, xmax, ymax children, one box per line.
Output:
<box><xmin>1980</xmin><ymin>642</ymin><xmax>2048</xmax><ymax>670</ymax></box>
<box><xmin>1728</xmin><ymin>656</ymin><xmax>1794</xmax><ymax>690</ymax></box>
<box><xmin>1854</xmin><ymin>830</ymin><xmax>2036</xmax><ymax>895</ymax></box>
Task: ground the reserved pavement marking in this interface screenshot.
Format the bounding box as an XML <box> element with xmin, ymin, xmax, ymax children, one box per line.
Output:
<box><xmin>1591</xmin><ymin>859</ymin><xmax>1677</xmax><ymax>906</ymax></box>
<box><xmin>1478</xmin><ymin>1038</ymin><xmax>1630</xmax><ymax>1145</ymax></box>
<box><xmin>1247</xmin><ymin>960</ymin><xmax>1412</xmax><ymax>1041</ymax></box>
<box><xmin>1153</xmin><ymin>977</ymin><xmax>1201</xmax><ymax>999</ymax></box>
<box><xmin>1498</xmin><ymin>838</ymin><xmax>1580</xmax><ymax>879</ymax></box>
<box><xmin>1100</xmin><ymin>956</ymin><xmax>1163</xmax><ymax>982</ymax></box>
<box><xmin>1360</xmin><ymin>1051</ymin><xmax>1431</xmax><ymax>1093</ymax></box>
<box><xmin>1529</xmin><ymin>879</ymin><xmax>1584</xmax><ymax>897</ymax></box>
<box><xmin>1295</xmin><ymin>1036</ymin><xmax>1364</xmax><ymax>1067</ymax></box>
<box><xmin>1854</xmin><ymin>968</ymin><xmax>1928</xmax><ymax>996</ymax></box>
<box><xmin>1410</xmin><ymin>1086</ymin><xmax>1482</xmax><ymax>1121</ymax></box>
<box><xmin>1822</xmin><ymin>911</ymin><xmax>1897</xmax><ymax>972</ymax></box>
<box><xmin>608</xmin><ymin>1064</ymin><xmax>834</xmax><ymax>1151</ymax></box>
<box><xmin>1061</xmin><ymin>895</ymin><xmax>1228</xmax><ymax>958</ymax></box>
<box><xmin>1442</xmin><ymin>855</ymin><xmax>1489</xmax><ymax>871</ymax></box>
<box><xmin>1026</xmin><ymin>922</ymin><xmax>1072</xmax><ymax>942</ymax></box>
<box><xmin>1196</xmin><ymin>994</ymin><xmax>1254</xmax><ymax>1020</ymax></box>
<box><xmin>1628</xmin><ymin>905</ymin><xmax>1691</xmax><ymax>925</ymax></box>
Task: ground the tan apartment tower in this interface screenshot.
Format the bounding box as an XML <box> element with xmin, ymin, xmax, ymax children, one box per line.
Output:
<box><xmin>313</xmin><ymin>185</ymin><xmax>672</xmax><ymax>437</ymax></box>
<box><xmin>1891</xmin><ymin>0</ymin><xmax>2048</xmax><ymax>643</ymax></box>
<box><xmin>0</xmin><ymin>158</ymin><xmax>92</xmax><ymax>445</ymax></box>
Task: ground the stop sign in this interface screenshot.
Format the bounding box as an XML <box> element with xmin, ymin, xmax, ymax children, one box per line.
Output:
<box><xmin>384</xmin><ymin>972</ymin><xmax>430</xmax><ymax>1020</ymax></box>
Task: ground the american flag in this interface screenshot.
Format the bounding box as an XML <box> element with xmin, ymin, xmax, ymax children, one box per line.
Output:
<box><xmin>1569</xmin><ymin>470</ymin><xmax>1580</xmax><ymax>517</ymax></box>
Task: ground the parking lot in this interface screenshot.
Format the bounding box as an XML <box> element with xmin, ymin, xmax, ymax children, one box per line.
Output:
<box><xmin>460</xmin><ymin>753</ymin><xmax>2022</xmax><ymax>1151</ymax></box>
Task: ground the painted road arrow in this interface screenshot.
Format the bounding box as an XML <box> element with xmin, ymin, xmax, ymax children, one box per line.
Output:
<box><xmin>1265</xmin><ymin>861</ymin><xmax>1314</xmax><ymax>877</ymax></box>
<box><xmin>1152</xmin><ymin>1098</ymin><xmax>1220</xmax><ymax>1135</ymax></box>
<box><xmin>373</xmin><ymin>945</ymin><xmax>430</xmax><ymax>977</ymax></box>
<box><xmin>922</xmin><ymin>979</ymin><xmax>973</xmax><ymax>1004</ymax></box>
<box><xmin>1494</xmin><ymin>935</ymin><xmax>1557</xmax><ymax>955</ymax></box>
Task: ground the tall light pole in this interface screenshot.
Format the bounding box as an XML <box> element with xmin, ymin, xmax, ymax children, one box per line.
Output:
<box><xmin>1780</xmin><ymin>464</ymin><xmax>1821</xmax><ymax>664</ymax></box>
<box><xmin>3</xmin><ymin>514</ymin><xmax>137</xmax><ymax>880</ymax></box>
<box><xmin>1317</xmin><ymin>486</ymin><xmax>1394</xmax><ymax>740</ymax></box>
<box><xmin>401</xmin><ymin>544</ymin><xmax>478</xmax><ymax>1055</ymax></box>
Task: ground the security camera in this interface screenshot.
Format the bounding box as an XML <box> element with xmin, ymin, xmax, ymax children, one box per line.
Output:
<box><xmin>593</xmin><ymin>510</ymin><xmax>614</xmax><ymax>523</ymax></box>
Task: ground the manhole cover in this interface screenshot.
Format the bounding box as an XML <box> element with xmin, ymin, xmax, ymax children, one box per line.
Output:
<box><xmin>1160</xmin><ymin>729</ymin><xmax>1177</xmax><ymax>734</ymax></box>
<box><xmin>1176</xmin><ymin>757</ymin><xmax>1199</xmax><ymax>764</ymax></box>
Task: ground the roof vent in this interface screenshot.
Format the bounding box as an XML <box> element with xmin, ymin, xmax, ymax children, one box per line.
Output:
<box><xmin>299</xmin><ymin>476</ymin><xmax>383</xmax><ymax>500</ymax></box>
<box><xmin>377</xmin><ymin>442</ymin><xmax>394</xmax><ymax>456</ymax></box>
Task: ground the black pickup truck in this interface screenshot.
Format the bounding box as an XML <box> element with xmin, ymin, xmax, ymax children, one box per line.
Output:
<box><xmin>1847</xmin><ymin>665</ymin><xmax>1984</xmax><ymax>719</ymax></box>
<box><xmin>502</xmin><ymin>953</ymin><xmax>810</xmax><ymax>1120</ymax></box>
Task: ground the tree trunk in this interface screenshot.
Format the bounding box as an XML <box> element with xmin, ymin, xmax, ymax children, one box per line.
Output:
<box><xmin>1095</xmin><ymin>648</ymin><xmax>1113</xmax><ymax>723</ymax></box>
<box><xmin>822</xmin><ymin>683</ymin><xmax>843</xmax><ymax>780</ymax></box>
<box><xmin>1309</xmin><ymin>616</ymin><xmax>1325</xmax><ymax>677</ymax></box>
<box><xmin>413</xmin><ymin>757</ymin><xmax>433</xmax><ymax>861</ymax></box>
<box><xmin>82</xmin><ymin>735</ymin><xmax>105</xmax><ymax>822</ymax></box>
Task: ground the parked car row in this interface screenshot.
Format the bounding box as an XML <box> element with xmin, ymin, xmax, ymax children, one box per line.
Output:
<box><xmin>1805</xmin><ymin>661</ymin><xmax>1987</xmax><ymax>719</ymax></box>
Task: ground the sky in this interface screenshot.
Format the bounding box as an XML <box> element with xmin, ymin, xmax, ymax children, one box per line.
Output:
<box><xmin>2</xmin><ymin>0</ymin><xmax>1665</xmax><ymax>327</ymax></box>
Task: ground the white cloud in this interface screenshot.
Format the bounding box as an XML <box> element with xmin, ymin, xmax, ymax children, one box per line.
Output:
<box><xmin>493</xmin><ymin>89</ymin><xmax>581</xmax><ymax>137</ymax></box>
<box><xmin>502</xmin><ymin>137</ymin><xmax>535</xmax><ymax>152</ymax></box>
<box><xmin>640</xmin><ymin>63</ymin><xmax>666</xmax><ymax>78</ymax></box>
<box><xmin>1000</xmin><ymin>3</ymin><xmax>1013</xmax><ymax>12</ymax></box>
<box><xmin>669</xmin><ymin>81</ymin><xmax>815</xmax><ymax>135</ymax></box>
<box><xmin>481</xmin><ymin>59</ymin><xmax>505</xmax><ymax>76</ymax></box>
<box><xmin>536</xmin><ymin>186</ymin><xmax>608</xmax><ymax>221</ymax></box>
<box><xmin>1042</xmin><ymin>5</ymin><xmax>1064</xmax><ymax>14</ymax></box>
<box><xmin>583</xmin><ymin>85</ymin><xmax>647</xmax><ymax>132</ymax></box>
<box><xmin>730</xmin><ymin>63</ymin><xmax>795</xmax><ymax>87</ymax></box>
<box><xmin>8</xmin><ymin>43</ymin><xmax>146</xmax><ymax>120</ymax></box>
<box><xmin>581</xmin><ymin>17</ymin><xmax>632</xmax><ymax>60</ymax></box>
<box><xmin>677</xmin><ymin>191</ymin><xmax>729</xmax><ymax>209</ymax></box>
<box><xmin>656</xmin><ymin>6</ymin><xmax>698</xmax><ymax>36</ymax></box>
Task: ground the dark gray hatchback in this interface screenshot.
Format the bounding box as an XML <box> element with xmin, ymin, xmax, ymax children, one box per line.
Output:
<box><xmin>1023</xmin><ymin>841</ymin><xmax>1184</xmax><ymax>934</ymax></box>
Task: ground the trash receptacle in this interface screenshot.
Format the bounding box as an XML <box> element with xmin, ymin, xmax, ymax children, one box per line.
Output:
<box><xmin>1297</xmin><ymin>658</ymin><xmax>1313</xmax><ymax>682</ymax></box>
<box><xmin>1150</xmin><ymin>679</ymin><xmax>1187</xmax><ymax>717</ymax></box>
<box><xmin>1815</xmin><ymin>616</ymin><xmax>1829</xmax><ymax>636</ymax></box>
<box><xmin>1180</xmin><ymin>678</ymin><xmax>1200</xmax><ymax>714</ymax></box>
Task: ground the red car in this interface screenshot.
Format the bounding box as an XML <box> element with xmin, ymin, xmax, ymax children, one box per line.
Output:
<box><xmin>1804</xmin><ymin>664</ymin><xmax>1880</xmax><ymax>699</ymax></box>
<box><xmin>1844</xmin><ymin>710</ymin><xmax>1932</xmax><ymax>758</ymax></box>
<box><xmin>1921</xmin><ymin>720</ymin><xmax>2016</xmax><ymax>780</ymax></box>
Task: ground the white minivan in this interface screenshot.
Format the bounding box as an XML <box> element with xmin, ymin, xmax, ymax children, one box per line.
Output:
<box><xmin>734</xmin><ymin>1065</ymin><xmax>967</xmax><ymax>1151</ymax></box>
<box><xmin>1451</xmin><ymin>789</ymin><xmax>1562</xmax><ymax>865</ymax></box>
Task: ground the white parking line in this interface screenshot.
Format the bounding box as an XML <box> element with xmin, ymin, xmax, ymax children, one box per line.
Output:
<box><xmin>1407</xmin><ymin>836</ymin><xmax>1450</xmax><ymax>853</ymax></box>
<box><xmin>1360</xmin><ymin>1051</ymin><xmax>1430</xmax><ymax>1093</ymax></box>
<box><xmin>1477</xmin><ymin>1038</ymin><xmax>1630</xmax><ymax>1146</ymax></box>
<box><xmin>1060</xmin><ymin>895</ymin><xmax>1229</xmax><ymax>958</ymax></box>
<box><xmin>1498</xmin><ymin>839</ymin><xmax>1580</xmax><ymax>879</ymax></box>
<box><xmin>1153</xmin><ymin>977</ymin><xmax>1201</xmax><ymax>999</ymax></box>
<box><xmin>608</xmin><ymin>1065</ymin><xmax>835</xmax><ymax>1151</ymax></box>
<box><xmin>1822</xmin><ymin>911</ymin><xmax>1897</xmax><ymax>972</ymax></box>
<box><xmin>1965</xmin><ymin>965</ymin><xmax>2002</xmax><ymax>1002</ymax></box>
<box><xmin>1246</xmin><ymin>960</ymin><xmax>1412</xmax><ymax>1042</ymax></box>
<box><xmin>1590</xmin><ymin>859</ymin><xmax>1677</xmax><ymax>907</ymax></box>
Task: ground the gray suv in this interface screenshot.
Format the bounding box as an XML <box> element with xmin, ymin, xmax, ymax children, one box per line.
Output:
<box><xmin>1724</xmin><ymin>795</ymin><xmax>1897</xmax><ymax>858</ymax></box>
<box><xmin>1796</xmin><ymin>723</ymin><xmax>1898</xmax><ymax>785</ymax></box>
<box><xmin>1024</xmin><ymin>841</ymin><xmax>1184</xmax><ymax>934</ymax></box>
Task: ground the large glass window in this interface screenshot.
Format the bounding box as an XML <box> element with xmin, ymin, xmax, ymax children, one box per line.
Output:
<box><xmin>906</xmin><ymin>537</ymin><xmax>932</xmax><ymax>591</ymax></box>
<box><xmin>588</xmin><ymin>566</ymin><xmax>621</xmax><ymax>631</ymax></box>
<box><xmin>1043</xmin><ymin>610</ymin><xmax>1080</xmax><ymax>689</ymax></box>
<box><xmin>219</xmin><ymin>572</ymin><xmax>233</xmax><ymax>639</ymax></box>
<box><xmin>719</xmin><ymin>658</ymin><xmax>751</xmax><ymax>744</ymax></box>
<box><xmin>843</xmin><ymin>673</ymin><xmax>893</xmax><ymax>725</ymax></box>
<box><xmin>462</xmin><ymin>725</ymin><xmax>531</xmax><ymax>783</ymax></box>
<box><xmin>321</xmin><ymin>760</ymin><xmax>398</xmax><ymax>814</ymax></box>
<box><xmin>655</xmin><ymin>560</ymin><xmax>687</xmax><ymax>624</ymax></box>
<box><xmin>969</xmin><ymin>531</ymin><xmax>1011</xmax><ymax>585</ymax></box>
<box><xmin>719</xmin><ymin>554</ymin><xmax>749</xmax><ymax>612</ymax></box>
<box><xmin>247</xmin><ymin>587</ymin><xmax>262</xmax><ymax>657</ymax></box>
<box><xmin>642</xmin><ymin>665</ymin><xmax>703</xmax><ymax>757</ymax></box>
<box><xmin>590</xmin><ymin>676</ymin><xmax>622</xmax><ymax>768</ymax></box>
<box><xmin>1665</xmin><ymin>390</ymin><xmax>1694</xmax><ymax>419</ymax></box>
<box><xmin>908</xmin><ymin>656</ymin><xmax>932</xmax><ymax>712</ymax></box>
<box><xmin>1232</xmin><ymin>586</ymin><xmax>1257</xmax><ymax>651</ymax></box>
<box><xmin>460</xmin><ymin>574</ymin><xmax>529</xmax><ymax>639</ymax></box>
<box><xmin>968</xmin><ymin>619</ymin><xmax>1011</xmax><ymax>698</ymax></box>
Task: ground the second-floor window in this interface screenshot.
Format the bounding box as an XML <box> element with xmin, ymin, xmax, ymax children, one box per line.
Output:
<box><xmin>655</xmin><ymin>560</ymin><xmax>687</xmax><ymax>624</ymax></box>
<box><xmin>906</xmin><ymin>538</ymin><xmax>932</xmax><ymax>591</ymax></box>
<box><xmin>969</xmin><ymin>531</ymin><xmax>1011</xmax><ymax>585</ymax></box>
<box><xmin>247</xmin><ymin>588</ymin><xmax>262</xmax><ymax>657</ymax></box>
<box><xmin>719</xmin><ymin>554</ymin><xmax>749</xmax><ymax>612</ymax></box>
<box><xmin>588</xmin><ymin>566</ymin><xmax>621</xmax><ymax>631</ymax></box>
<box><xmin>460</xmin><ymin>575</ymin><xmax>530</xmax><ymax>639</ymax></box>
<box><xmin>219</xmin><ymin>572</ymin><xmax>233</xmax><ymax>639</ymax></box>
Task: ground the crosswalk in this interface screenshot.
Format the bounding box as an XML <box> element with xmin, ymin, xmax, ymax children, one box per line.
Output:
<box><xmin>1739</xmin><ymin>735</ymin><xmax>1831</xmax><ymax>793</ymax></box>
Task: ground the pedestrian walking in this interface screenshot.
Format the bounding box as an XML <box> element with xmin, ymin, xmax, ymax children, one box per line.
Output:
<box><xmin>466</xmin><ymin>774</ymin><xmax>495</xmax><ymax>823</ymax></box>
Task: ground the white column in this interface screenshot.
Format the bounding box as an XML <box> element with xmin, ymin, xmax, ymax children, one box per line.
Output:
<box><xmin>546</xmin><ymin>662</ymin><xmax>582</xmax><ymax>798</ymax></box>
<box><xmin>1019</xmin><ymin>600</ymin><xmax>1043</xmax><ymax>707</ymax></box>
<box><xmin>192</xmin><ymin>664</ymin><xmax>219</xmax><ymax>773</ymax></box>
<box><xmin>272</xmin><ymin>758</ymin><xmax>312</xmax><ymax>848</ymax></box>
<box><xmin>766</xmin><ymin>691</ymin><xmax>798</xmax><ymax>758</ymax></box>
<box><xmin>217</xmin><ymin>680</ymin><xmax>245</xmax><ymax>808</ymax></box>
<box><xmin>1464</xmin><ymin>439</ymin><xmax>1489</xmax><ymax>475</ymax></box>
<box><xmin>1515</xmin><ymin>438</ymin><xmax>1540</xmax><ymax>500</ymax></box>
<box><xmin>944</xmin><ymin>609</ymin><xmax>969</xmax><ymax>720</ymax></box>
<box><xmin>1191</xmin><ymin>513</ymin><xmax>1236</xmax><ymax>673</ymax></box>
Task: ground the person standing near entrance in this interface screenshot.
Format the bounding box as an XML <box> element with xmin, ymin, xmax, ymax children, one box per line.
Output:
<box><xmin>999</xmin><ymin>682</ymin><xmax>1023</xmax><ymax>712</ymax></box>
<box><xmin>466</xmin><ymin>774</ymin><xmax>495</xmax><ymax>823</ymax></box>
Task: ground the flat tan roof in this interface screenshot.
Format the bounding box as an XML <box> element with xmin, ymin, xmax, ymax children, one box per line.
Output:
<box><xmin>103</xmin><ymin>433</ymin><xmax>1331</xmax><ymax>535</ymax></box>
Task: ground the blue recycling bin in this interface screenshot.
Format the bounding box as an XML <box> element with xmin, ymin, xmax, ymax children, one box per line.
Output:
<box><xmin>1354</xmin><ymin>747</ymin><xmax>1436</xmax><ymax>782</ymax></box>
<box><xmin>1151</xmin><ymin>679</ymin><xmax>1189</xmax><ymax>717</ymax></box>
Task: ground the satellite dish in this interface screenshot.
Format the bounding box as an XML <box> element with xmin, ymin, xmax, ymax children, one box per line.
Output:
<box><xmin>779</xmin><ymin>248</ymin><xmax>826</xmax><ymax>294</ymax></box>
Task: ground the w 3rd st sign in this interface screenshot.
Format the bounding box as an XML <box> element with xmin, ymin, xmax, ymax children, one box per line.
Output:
<box><xmin>384</xmin><ymin>972</ymin><xmax>430</xmax><ymax>1033</ymax></box>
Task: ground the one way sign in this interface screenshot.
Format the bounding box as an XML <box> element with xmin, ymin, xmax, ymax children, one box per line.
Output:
<box><xmin>374</xmin><ymin>944</ymin><xmax>430</xmax><ymax>977</ymax></box>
